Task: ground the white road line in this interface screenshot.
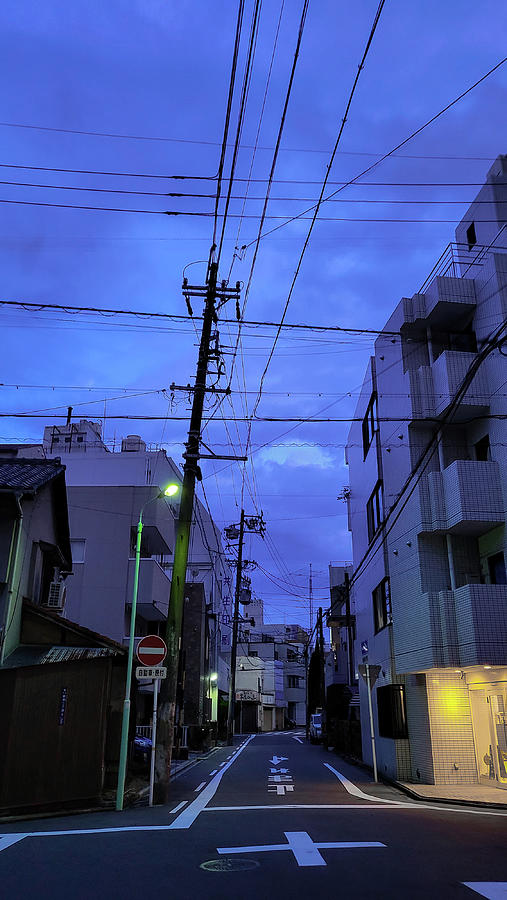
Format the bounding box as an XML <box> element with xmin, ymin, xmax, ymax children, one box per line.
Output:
<box><xmin>219</xmin><ymin>761</ymin><xmax>227</xmax><ymax>767</ymax></box>
<box><xmin>168</xmin><ymin>733</ymin><xmax>256</xmax><ymax>830</ymax></box>
<box><xmin>169</xmin><ymin>801</ymin><xmax>187</xmax><ymax>814</ymax></box>
<box><xmin>463</xmin><ymin>884</ymin><xmax>507</xmax><ymax>898</ymax></box>
<box><xmin>226</xmin><ymin>756</ymin><xmax>232</xmax><ymax>760</ymax></box>
<box><xmin>194</xmin><ymin>782</ymin><xmax>206</xmax><ymax>793</ymax></box>
<box><xmin>324</xmin><ymin>763</ymin><xmax>403</xmax><ymax>804</ymax></box>
<box><xmin>208</xmin><ymin>769</ymin><xmax>218</xmax><ymax>777</ymax></box>
<box><xmin>292</xmin><ymin>737</ymin><xmax>303</xmax><ymax>744</ymax></box>
<box><xmin>202</xmin><ymin>803</ymin><xmax>507</xmax><ymax>817</ymax></box>
<box><xmin>0</xmin><ymin>834</ymin><xmax>29</xmax><ymax>852</ymax></box>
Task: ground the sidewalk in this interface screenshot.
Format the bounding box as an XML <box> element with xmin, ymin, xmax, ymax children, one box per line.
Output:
<box><xmin>396</xmin><ymin>780</ymin><xmax>507</xmax><ymax>809</ymax></box>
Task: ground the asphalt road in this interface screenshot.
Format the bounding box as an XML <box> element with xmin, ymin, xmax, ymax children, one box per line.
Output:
<box><xmin>1</xmin><ymin>732</ymin><xmax>506</xmax><ymax>899</ymax></box>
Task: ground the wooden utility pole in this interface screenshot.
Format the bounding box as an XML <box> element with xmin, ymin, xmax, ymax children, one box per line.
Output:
<box><xmin>226</xmin><ymin>508</ymin><xmax>245</xmax><ymax>744</ymax></box>
<box><xmin>154</xmin><ymin>259</ymin><xmax>240</xmax><ymax>802</ymax></box>
<box><xmin>344</xmin><ymin>571</ymin><xmax>355</xmax><ymax>687</ymax></box>
<box><xmin>225</xmin><ymin>510</ymin><xmax>265</xmax><ymax>744</ymax></box>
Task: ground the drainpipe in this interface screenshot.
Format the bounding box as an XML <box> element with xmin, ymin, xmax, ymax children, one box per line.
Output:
<box><xmin>0</xmin><ymin>494</ymin><xmax>24</xmax><ymax>664</ymax></box>
<box><xmin>437</xmin><ymin>431</ymin><xmax>456</xmax><ymax>591</ymax></box>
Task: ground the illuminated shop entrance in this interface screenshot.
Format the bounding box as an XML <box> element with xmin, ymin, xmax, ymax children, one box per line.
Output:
<box><xmin>470</xmin><ymin>680</ymin><xmax>507</xmax><ymax>788</ymax></box>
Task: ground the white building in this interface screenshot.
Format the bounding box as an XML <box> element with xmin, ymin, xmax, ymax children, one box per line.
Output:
<box><xmin>346</xmin><ymin>155</ymin><xmax>507</xmax><ymax>790</ymax></box>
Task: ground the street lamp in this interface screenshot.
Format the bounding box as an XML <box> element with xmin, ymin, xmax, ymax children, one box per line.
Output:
<box><xmin>116</xmin><ymin>482</ymin><xmax>180</xmax><ymax>811</ymax></box>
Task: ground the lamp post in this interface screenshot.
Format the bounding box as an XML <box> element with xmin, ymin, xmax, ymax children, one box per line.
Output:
<box><xmin>116</xmin><ymin>482</ymin><xmax>179</xmax><ymax>812</ymax></box>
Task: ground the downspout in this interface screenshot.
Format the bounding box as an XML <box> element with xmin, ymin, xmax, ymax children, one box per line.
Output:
<box><xmin>0</xmin><ymin>494</ymin><xmax>24</xmax><ymax>664</ymax></box>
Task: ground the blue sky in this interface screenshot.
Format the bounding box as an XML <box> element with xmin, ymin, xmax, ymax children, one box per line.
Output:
<box><xmin>0</xmin><ymin>0</ymin><xmax>506</xmax><ymax>625</ymax></box>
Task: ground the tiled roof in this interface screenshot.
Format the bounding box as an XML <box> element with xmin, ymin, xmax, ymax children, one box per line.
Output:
<box><xmin>0</xmin><ymin>459</ymin><xmax>64</xmax><ymax>492</ymax></box>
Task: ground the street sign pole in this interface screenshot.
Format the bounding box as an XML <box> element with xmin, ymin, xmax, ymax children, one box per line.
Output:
<box><xmin>358</xmin><ymin>662</ymin><xmax>380</xmax><ymax>783</ymax></box>
<box><xmin>149</xmin><ymin>678</ymin><xmax>159</xmax><ymax>807</ymax></box>
<box><xmin>365</xmin><ymin>663</ymin><xmax>378</xmax><ymax>783</ymax></box>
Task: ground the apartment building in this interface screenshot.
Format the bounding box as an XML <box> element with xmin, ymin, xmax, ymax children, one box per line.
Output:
<box><xmin>346</xmin><ymin>154</ymin><xmax>507</xmax><ymax>789</ymax></box>
<box><xmin>236</xmin><ymin>595</ymin><xmax>307</xmax><ymax>730</ymax></box>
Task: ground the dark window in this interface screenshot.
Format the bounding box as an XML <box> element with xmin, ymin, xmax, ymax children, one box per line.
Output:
<box><xmin>249</xmin><ymin>650</ymin><xmax>258</xmax><ymax>657</ymax></box>
<box><xmin>377</xmin><ymin>684</ymin><xmax>408</xmax><ymax>738</ymax></box>
<box><xmin>474</xmin><ymin>435</ymin><xmax>490</xmax><ymax>462</ymax></box>
<box><xmin>53</xmin><ymin>437</ymin><xmax>60</xmax><ymax>444</ymax></box>
<box><xmin>366</xmin><ymin>481</ymin><xmax>383</xmax><ymax>542</ymax></box>
<box><xmin>373</xmin><ymin>578</ymin><xmax>392</xmax><ymax>633</ymax></box>
<box><xmin>488</xmin><ymin>552</ymin><xmax>507</xmax><ymax>585</ymax></box>
<box><xmin>362</xmin><ymin>393</ymin><xmax>378</xmax><ymax>458</ymax></box>
<box><xmin>466</xmin><ymin>221</ymin><xmax>477</xmax><ymax>251</ymax></box>
<box><xmin>64</xmin><ymin>436</ymin><xmax>71</xmax><ymax>443</ymax></box>
<box><xmin>77</xmin><ymin>435</ymin><xmax>84</xmax><ymax>444</ymax></box>
<box><xmin>288</xmin><ymin>675</ymin><xmax>301</xmax><ymax>688</ymax></box>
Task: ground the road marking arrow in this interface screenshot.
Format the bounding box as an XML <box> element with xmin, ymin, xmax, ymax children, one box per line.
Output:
<box><xmin>269</xmin><ymin>756</ymin><xmax>288</xmax><ymax>765</ymax></box>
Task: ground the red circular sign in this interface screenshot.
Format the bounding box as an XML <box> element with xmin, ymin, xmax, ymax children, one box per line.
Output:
<box><xmin>137</xmin><ymin>635</ymin><xmax>167</xmax><ymax>666</ymax></box>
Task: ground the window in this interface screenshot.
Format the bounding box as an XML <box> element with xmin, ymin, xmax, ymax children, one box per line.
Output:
<box><xmin>474</xmin><ymin>435</ymin><xmax>490</xmax><ymax>462</ymax></box>
<box><xmin>77</xmin><ymin>435</ymin><xmax>84</xmax><ymax>444</ymax></box>
<box><xmin>377</xmin><ymin>684</ymin><xmax>408</xmax><ymax>738</ymax></box>
<box><xmin>70</xmin><ymin>539</ymin><xmax>86</xmax><ymax>564</ymax></box>
<box><xmin>372</xmin><ymin>578</ymin><xmax>392</xmax><ymax>633</ymax></box>
<box><xmin>466</xmin><ymin>221</ymin><xmax>477</xmax><ymax>251</ymax></box>
<box><xmin>249</xmin><ymin>650</ymin><xmax>258</xmax><ymax>658</ymax></box>
<box><xmin>288</xmin><ymin>676</ymin><xmax>301</xmax><ymax>688</ymax></box>
<box><xmin>287</xmin><ymin>649</ymin><xmax>298</xmax><ymax>661</ymax></box>
<box><xmin>488</xmin><ymin>552</ymin><xmax>507</xmax><ymax>585</ymax></box>
<box><xmin>65</xmin><ymin>437</ymin><xmax>71</xmax><ymax>443</ymax></box>
<box><xmin>53</xmin><ymin>437</ymin><xmax>60</xmax><ymax>444</ymax></box>
<box><xmin>362</xmin><ymin>393</ymin><xmax>378</xmax><ymax>457</ymax></box>
<box><xmin>366</xmin><ymin>481</ymin><xmax>383</xmax><ymax>542</ymax></box>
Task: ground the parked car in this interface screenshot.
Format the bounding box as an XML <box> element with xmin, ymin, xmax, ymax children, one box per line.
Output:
<box><xmin>309</xmin><ymin>712</ymin><xmax>323</xmax><ymax>744</ymax></box>
<box><xmin>132</xmin><ymin>735</ymin><xmax>152</xmax><ymax>770</ymax></box>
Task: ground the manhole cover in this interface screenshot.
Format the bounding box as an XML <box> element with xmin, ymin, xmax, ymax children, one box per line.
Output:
<box><xmin>200</xmin><ymin>858</ymin><xmax>260</xmax><ymax>872</ymax></box>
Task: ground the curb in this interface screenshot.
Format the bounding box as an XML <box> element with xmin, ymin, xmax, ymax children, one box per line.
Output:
<box><xmin>328</xmin><ymin>749</ymin><xmax>507</xmax><ymax>810</ymax></box>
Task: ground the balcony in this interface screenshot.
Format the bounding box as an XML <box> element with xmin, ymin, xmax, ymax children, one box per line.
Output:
<box><xmin>394</xmin><ymin>584</ymin><xmax>507</xmax><ymax>672</ymax></box>
<box><xmin>126</xmin><ymin>557</ymin><xmax>171</xmax><ymax>621</ymax></box>
<box><xmin>420</xmin><ymin>459</ymin><xmax>503</xmax><ymax>535</ymax></box>
<box><xmin>454</xmin><ymin>583</ymin><xmax>507</xmax><ymax>667</ymax></box>
<box><xmin>432</xmin><ymin>350</ymin><xmax>489</xmax><ymax>419</ymax></box>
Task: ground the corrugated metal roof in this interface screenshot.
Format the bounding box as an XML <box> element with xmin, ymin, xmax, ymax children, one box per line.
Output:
<box><xmin>0</xmin><ymin>459</ymin><xmax>64</xmax><ymax>492</ymax></box>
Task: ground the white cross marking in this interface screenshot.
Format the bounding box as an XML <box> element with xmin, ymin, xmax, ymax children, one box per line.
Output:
<box><xmin>270</xmin><ymin>767</ymin><xmax>290</xmax><ymax>774</ymax></box>
<box><xmin>217</xmin><ymin>831</ymin><xmax>385</xmax><ymax>866</ymax></box>
<box><xmin>463</xmin><ymin>885</ymin><xmax>507</xmax><ymax>899</ymax></box>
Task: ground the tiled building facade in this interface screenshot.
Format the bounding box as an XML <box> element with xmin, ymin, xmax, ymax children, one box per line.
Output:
<box><xmin>346</xmin><ymin>155</ymin><xmax>507</xmax><ymax>789</ymax></box>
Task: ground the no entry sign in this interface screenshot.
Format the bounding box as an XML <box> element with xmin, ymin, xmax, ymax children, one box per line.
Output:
<box><xmin>136</xmin><ymin>635</ymin><xmax>167</xmax><ymax>667</ymax></box>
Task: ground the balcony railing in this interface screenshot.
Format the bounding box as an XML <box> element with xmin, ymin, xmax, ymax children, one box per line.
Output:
<box><xmin>420</xmin><ymin>459</ymin><xmax>503</xmax><ymax>535</ymax></box>
<box><xmin>126</xmin><ymin>557</ymin><xmax>171</xmax><ymax>621</ymax></box>
<box><xmin>419</xmin><ymin>241</ymin><xmax>503</xmax><ymax>294</ymax></box>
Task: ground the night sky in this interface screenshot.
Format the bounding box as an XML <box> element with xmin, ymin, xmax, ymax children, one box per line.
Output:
<box><xmin>0</xmin><ymin>0</ymin><xmax>506</xmax><ymax>627</ymax></box>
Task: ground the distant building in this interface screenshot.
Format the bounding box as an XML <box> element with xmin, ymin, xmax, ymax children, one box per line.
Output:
<box><xmin>236</xmin><ymin>596</ymin><xmax>307</xmax><ymax>730</ymax></box>
<box><xmin>346</xmin><ymin>155</ymin><xmax>507</xmax><ymax>789</ymax></box>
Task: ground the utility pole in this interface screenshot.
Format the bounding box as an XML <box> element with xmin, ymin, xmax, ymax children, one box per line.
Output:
<box><xmin>309</xmin><ymin>562</ymin><xmax>313</xmax><ymax>634</ymax></box>
<box><xmin>226</xmin><ymin>510</ymin><xmax>265</xmax><ymax>744</ymax></box>
<box><xmin>344</xmin><ymin>571</ymin><xmax>355</xmax><ymax>687</ymax></box>
<box><xmin>227</xmin><ymin>509</ymin><xmax>245</xmax><ymax>745</ymax></box>
<box><xmin>154</xmin><ymin>258</ymin><xmax>240</xmax><ymax>803</ymax></box>
<box><xmin>318</xmin><ymin>607</ymin><xmax>326</xmax><ymax>711</ymax></box>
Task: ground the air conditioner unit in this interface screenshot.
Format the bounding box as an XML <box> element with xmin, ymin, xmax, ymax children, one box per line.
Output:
<box><xmin>46</xmin><ymin>581</ymin><xmax>66</xmax><ymax>610</ymax></box>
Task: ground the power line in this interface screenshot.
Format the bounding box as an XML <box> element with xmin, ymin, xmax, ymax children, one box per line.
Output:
<box><xmin>5</xmin><ymin>195</ymin><xmax>501</xmax><ymax>222</ymax></box>
<box><xmin>0</xmin><ymin>118</ymin><xmax>499</xmax><ymax>161</ymax></box>
<box><xmin>0</xmin><ymin>162</ymin><xmax>503</xmax><ymax>186</ymax></box>
<box><xmin>245</xmin><ymin>55</ymin><xmax>507</xmax><ymax>247</ymax></box>
<box><xmin>247</xmin><ymin>0</ymin><xmax>388</xmax><ymax>432</ymax></box>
